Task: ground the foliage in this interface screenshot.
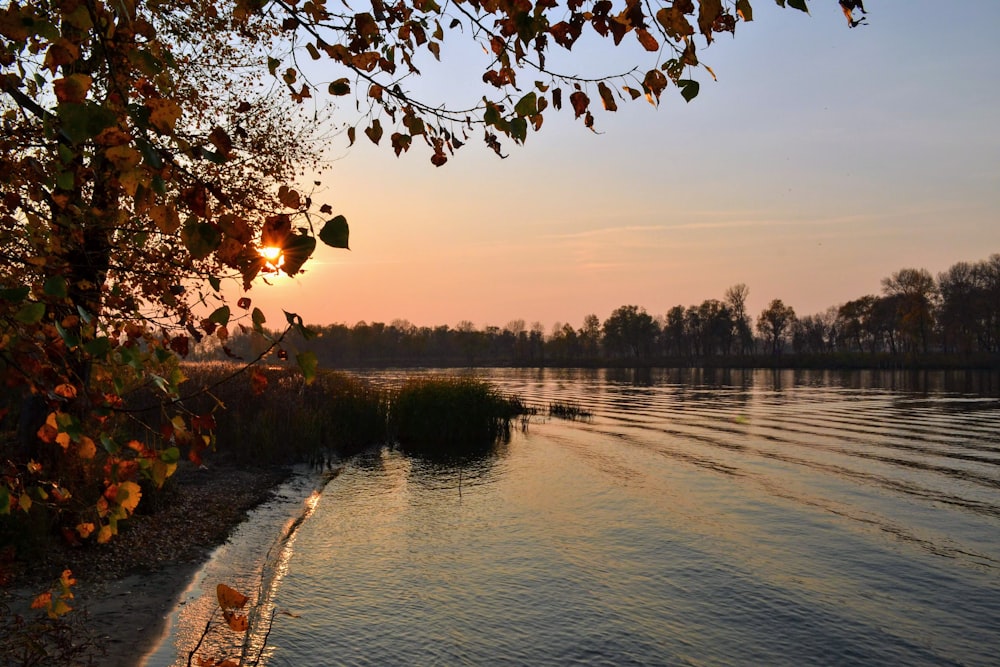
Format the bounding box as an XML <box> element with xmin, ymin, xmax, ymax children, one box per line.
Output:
<box><xmin>0</xmin><ymin>570</ymin><xmax>102</xmax><ymax>667</ymax></box>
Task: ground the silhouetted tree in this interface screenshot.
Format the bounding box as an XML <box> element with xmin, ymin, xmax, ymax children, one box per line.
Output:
<box><xmin>756</xmin><ymin>299</ymin><xmax>797</xmax><ymax>355</ymax></box>
<box><xmin>603</xmin><ymin>305</ymin><xmax>660</xmax><ymax>359</ymax></box>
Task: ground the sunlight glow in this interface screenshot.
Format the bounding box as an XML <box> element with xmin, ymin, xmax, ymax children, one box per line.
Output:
<box><xmin>261</xmin><ymin>246</ymin><xmax>284</xmax><ymax>270</ymax></box>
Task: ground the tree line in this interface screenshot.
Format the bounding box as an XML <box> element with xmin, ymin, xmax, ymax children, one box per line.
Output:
<box><xmin>200</xmin><ymin>253</ymin><xmax>1000</xmax><ymax>368</ymax></box>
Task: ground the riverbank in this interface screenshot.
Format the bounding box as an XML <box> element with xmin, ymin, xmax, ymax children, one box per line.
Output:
<box><xmin>1</xmin><ymin>462</ymin><xmax>291</xmax><ymax>666</ymax></box>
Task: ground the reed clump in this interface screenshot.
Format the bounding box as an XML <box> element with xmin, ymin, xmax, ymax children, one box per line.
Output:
<box><xmin>388</xmin><ymin>377</ymin><xmax>529</xmax><ymax>458</ymax></box>
<box><xmin>548</xmin><ymin>401</ymin><xmax>593</xmax><ymax>421</ymax></box>
<box><xmin>125</xmin><ymin>365</ymin><xmax>529</xmax><ymax>466</ymax></box>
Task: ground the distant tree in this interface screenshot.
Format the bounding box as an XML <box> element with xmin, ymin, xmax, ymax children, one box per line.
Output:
<box><xmin>836</xmin><ymin>295</ymin><xmax>878</xmax><ymax>353</ymax></box>
<box><xmin>882</xmin><ymin>268</ymin><xmax>937</xmax><ymax>353</ymax></box>
<box><xmin>578</xmin><ymin>314</ymin><xmax>603</xmax><ymax>358</ymax></box>
<box><xmin>724</xmin><ymin>284</ymin><xmax>754</xmax><ymax>355</ymax></box>
<box><xmin>662</xmin><ymin>305</ymin><xmax>688</xmax><ymax>358</ymax></box>
<box><xmin>756</xmin><ymin>299</ymin><xmax>796</xmax><ymax>355</ymax></box>
<box><xmin>603</xmin><ymin>305</ymin><xmax>660</xmax><ymax>359</ymax></box>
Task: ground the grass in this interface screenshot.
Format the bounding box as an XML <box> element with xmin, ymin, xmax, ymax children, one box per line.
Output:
<box><xmin>124</xmin><ymin>364</ymin><xmax>531</xmax><ymax>466</ymax></box>
<box><xmin>388</xmin><ymin>376</ymin><xmax>531</xmax><ymax>459</ymax></box>
<box><xmin>548</xmin><ymin>401</ymin><xmax>593</xmax><ymax>421</ymax></box>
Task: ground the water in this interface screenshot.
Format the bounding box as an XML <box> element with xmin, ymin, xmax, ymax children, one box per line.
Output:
<box><xmin>150</xmin><ymin>368</ymin><xmax>1000</xmax><ymax>666</ymax></box>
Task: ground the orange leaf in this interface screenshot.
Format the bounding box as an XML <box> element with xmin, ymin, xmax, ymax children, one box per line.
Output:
<box><xmin>116</xmin><ymin>481</ymin><xmax>142</xmax><ymax>514</ymax></box>
<box><xmin>54</xmin><ymin>383</ymin><xmax>78</xmax><ymax>399</ymax></box>
<box><xmin>223</xmin><ymin>610</ymin><xmax>249</xmax><ymax>632</ymax></box>
<box><xmin>97</xmin><ymin>525</ymin><xmax>113</xmax><ymax>543</ymax></box>
<box><xmin>31</xmin><ymin>592</ymin><xmax>52</xmax><ymax>609</ymax></box>
<box><xmin>78</xmin><ymin>436</ymin><xmax>97</xmax><ymax>459</ymax></box>
<box><xmin>217</xmin><ymin>583</ymin><xmax>249</xmax><ymax>610</ymax></box>
<box><xmin>76</xmin><ymin>522</ymin><xmax>95</xmax><ymax>539</ymax></box>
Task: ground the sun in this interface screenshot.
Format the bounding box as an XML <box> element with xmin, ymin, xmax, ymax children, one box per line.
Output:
<box><xmin>261</xmin><ymin>246</ymin><xmax>283</xmax><ymax>270</ymax></box>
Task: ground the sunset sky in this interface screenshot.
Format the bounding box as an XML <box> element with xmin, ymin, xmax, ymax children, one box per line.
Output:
<box><xmin>241</xmin><ymin>1</ymin><xmax>1000</xmax><ymax>333</ymax></box>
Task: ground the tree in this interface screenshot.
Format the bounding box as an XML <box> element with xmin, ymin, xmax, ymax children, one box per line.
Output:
<box><xmin>881</xmin><ymin>268</ymin><xmax>937</xmax><ymax>354</ymax></box>
<box><xmin>1</xmin><ymin>0</ymin><xmax>824</xmax><ymax>542</ymax></box>
<box><xmin>724</xmin><ymin>283</ymin><xmax>754</xmax><ymax>355</ymax></box>
<box><xmin>756</xmin><ymin>298</ymin><xmax>796</xmax><ymax>355</ymax></box>
<box><xmin>603</xmin><ymin>305</ymin><xmax>659</xmax><ymax>359</ymax></box>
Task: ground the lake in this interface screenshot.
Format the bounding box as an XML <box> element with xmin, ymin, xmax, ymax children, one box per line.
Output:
<box><xmin>146</xmin><ymin>368</ymin><xmax>1000</xmax><ymax>666</ymax></box>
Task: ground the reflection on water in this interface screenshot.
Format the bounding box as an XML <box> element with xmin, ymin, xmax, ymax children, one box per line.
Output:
<box><xmin>152</xmin><ymin>369</ymin><xmax>1000</xmax><ymax>666</ymax></box>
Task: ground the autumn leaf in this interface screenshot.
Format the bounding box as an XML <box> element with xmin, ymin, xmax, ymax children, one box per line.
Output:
<box><xmin>217</xmin><ymin>583</ymin><xmax>249</xmax><ymax>610</ymax></box>
<box><xmin>146</xmin><ymin>98</ymin><xmax>183</xmax><ymax>133</ymax></box>
<box><xmin>223</xmin><ymin>610</ymin><xmax>249</xmax><ymax>632</ymax></box>
<box><xmin>53</xmin><ymin>74</ymin><xmax>92</xmax><ymax>103</ymax></box>
<box><xmin>76</xmin><ymin>522</ymin><xmax>95</xmax><ymax>539</ymax></box>
<box><xmin>78</xmin><ymin>436</ymin><xmax>97</xmax><ymax>459</ymax></box>
<box><xmin>569</xmin><ymin>91</ymin><xmax>589</xmax><ymax>119</ymax></box>
<box><xmin>97</xmin><ymin>525</ymin><xmax>113</xmax><ymax>543</ymax></box>
<box><xmin>116</xmin><ymin>480</ymin><xmax>142</xmax><ymax>514</ymax></box>
<box><xmin>54</xmin><ymin>383</ymin><xmax>78</xmax><ymax>399</ymax></box>
<box><xmin>31</xmin><ymin>592</ymin><xmax>52</xmax><ymax>610</ymax></box>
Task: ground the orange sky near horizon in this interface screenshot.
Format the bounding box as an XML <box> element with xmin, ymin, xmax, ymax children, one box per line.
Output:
<box><xmin>229</xmin><ymin>1</ymin><xmax>1000</xmax><ymax>334</ymax></box>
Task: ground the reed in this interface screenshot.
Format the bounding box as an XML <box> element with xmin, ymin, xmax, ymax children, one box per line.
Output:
<box><xmin>548</xmin><ymin>401</ymin><xmax>593</xmax><ymax>421</ymax></box>
<box><xmin>388</xmin><ymin>376</ymin><xmax>530</xmax><ymax>458</ymax></box>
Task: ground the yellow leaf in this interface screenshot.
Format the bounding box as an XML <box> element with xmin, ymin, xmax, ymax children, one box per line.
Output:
<box><xmin>146</xmin><ymin>98</ymin><xmax>182</xmax><ymax>133</ymax></box>
<box><xmin>105</xmin><ymin>145</ymin><xmax>142</xmax><ymax>170</ymax></box>
<box><xmin>56</xmin><ymin>432</ymin><xmax>71</xmax><ymax>450</ymax></box>
<box><xmin>78</xmin><ymin>436</ymin><xmax>97</xmax><ymax>459</ymax></box>
<box><xmin>18</xmin><ymin>493</ymin><xmax>32</xmax><ymax>512</ymax></box>
<box><xmin>76</xmin><ymin>522</ymin><xmax>95</xmax><ymax>538</ymax></box>
<box><xmin>27</xmin><ymin>460</ymin><xmax>42</xmax><ymax>474</ymax></box>
<box><xmin>51</xmin><ymin>599</ymin><xmax>73</xmax><ymax>618</ymax></box>
<box><xmin>97</xmin><ymin>525</ymin><xmax>113</xmax><ymax>543</ymax></box>
<box><xmin>116</xmin><ymin>481</ymin><xmax>142</xmax><ymax>514</ymax></box>
<box><xmin>217</xmin><ymin>583</ymin><xmax>249</xmax><ymax>610</ymax></box>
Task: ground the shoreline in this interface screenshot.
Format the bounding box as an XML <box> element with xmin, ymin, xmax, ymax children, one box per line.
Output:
<box><xmin>2</xmin><ymin>462</ymin><xmax>292</xmax><ymax>667</ymax></box>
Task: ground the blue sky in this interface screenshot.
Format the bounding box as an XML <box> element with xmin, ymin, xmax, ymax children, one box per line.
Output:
<box><xmin>244</xmin><ymin>0</ymin><xmax>1000</xmax><ymax>332</ymax></box>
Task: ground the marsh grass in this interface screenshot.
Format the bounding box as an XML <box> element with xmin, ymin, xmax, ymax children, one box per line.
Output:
<box><xmin>125</xmin><ymin>365</ymin><xmax>529</xmax><ymax>467</ymax></box>
<box><xmin>170</xmin><ymin>363</ymin><xmax>389</xmax><ymax>466</ymax></box>
<box><xmin>548</xmin><ymin>401</ymin><xmax>593</xmax><ymax>421</ymax></box>
<box><xmin>388</xmin><ymin>377</ymin><xmax>530</xmax><ymax>458</ymax></box>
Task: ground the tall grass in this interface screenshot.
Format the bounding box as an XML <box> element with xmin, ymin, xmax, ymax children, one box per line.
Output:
<box><xmin>168</xmin><ymin>363</ymin><xmax>390</xmax><ymax>466</ymax></box>
<box><xmin>123</xmin><ymin>365</ymin><xmax>530</xmax><ymax>466</ymax></box>
<box><xmin>388</xmin><ymin>377</ymin><xmax>529</xmax><ymax>458</ymax></box>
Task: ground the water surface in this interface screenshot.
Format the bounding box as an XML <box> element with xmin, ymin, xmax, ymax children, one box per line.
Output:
<box><xmin>152</xmin><ymin>368</ymin><xmax>1000</xmax><ymax>666</ymax></box>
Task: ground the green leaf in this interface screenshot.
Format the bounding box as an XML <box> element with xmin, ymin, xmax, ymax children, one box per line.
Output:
<box><xmin>319</xmin><ymin>215</ymin><xmax>350</xmax><ymax>249</ymax></box>
<box><xmin>15</xmin><ymin>302</ymin><xmax>45</xmax><ymax>324</ymax></box>
<box><xmin>678</xmin><ymin>79</ymin><xmax>700</xmax><ymax>102</ymax></box>
<box><xmin>514</xmin><ymin>92</ymin><xmax>537</xmax><ymax>117</ymax></box>
<box><xmin>43</xmin><ymin>276</ymin><xmax>67</xmax><ymax>298</ymax></box>
<box><xmin>84</xmin><ymin>337</ymin><xmax>112</xmax><ymax>357</ymax></box>
<box><xmin>0</xmin><ymin>286</ymin><xmax>30</xmax><ymax>302</ymax></box>
<box><xmin>208</xmin><ymin>306</ymin><xmax>231</xmax><ymax>326</ymax></box>
<box><xmin>296</xmin><ymin>351</ymin><xmax>318</xmax><ymax>385</ymax></box>
<box><xmin>57</xmin><ymin>102</ymin><xmax>118</xmax><ymax>144</ymax></box>
<box><xmin>252</xmin><ymin>307</ymin><xmax>266</xmax><ymax>332</ymax></box>
<box><xmin>284</xmin><ymin>311</ymin><xmax>316</xmax><ymax>340</ymax></box>
<box><xmin>161</xmin><ymin>446</ymin><xmax>181</xmax><ymax>464</ymax></box>
<box><xmin>209</xmin><ymin>276</ymin><xmax>222</xmax><ymax>292</ymax></box>
<box><xmin>510</xmin><ymin>117</ymin><xmax>527</xmax><ymax>143</ymax></box>
<box><xmin>181</xmin><ymin>219</ymin><xmax>222</xmax><ymax>260</ymax></box>
<box><xmin>789</xmin><ymin>0</ymin><xmax>809</xmax><ymax>11</ymax></box>
<box><xmin>55</xmin><ymin>321</ymin><xmax>80</xmax><ymax>348</ymax></box>
<box><xmin>280</xmin><ymin>233</ymin><xmax>316</xmax><ymax>276</ymax></box>
<box><xmin>56</xmin><ymin>171</ymin><xmax>75</xmax><ymax>190</ymax></box>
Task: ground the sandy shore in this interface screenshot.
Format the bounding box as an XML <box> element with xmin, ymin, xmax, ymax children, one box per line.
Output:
<box><xmin>2</xmin><ymin>462</ymin><xmax>291</xmax><ymax>667</ymax></box>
